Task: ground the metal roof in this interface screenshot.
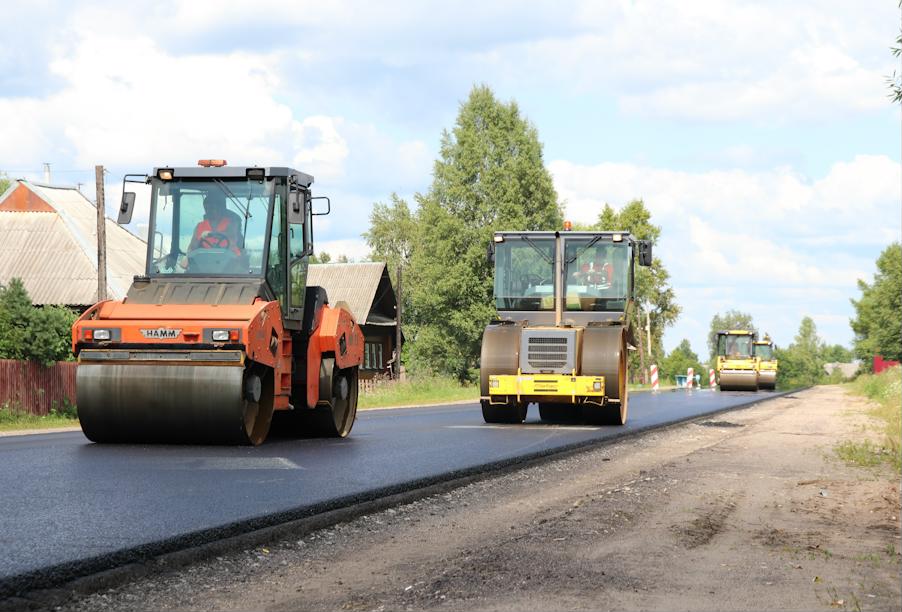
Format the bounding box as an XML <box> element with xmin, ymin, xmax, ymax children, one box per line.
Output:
<box><xmin>307</xmin><ymin>262</ymin><xmax>393</xmax><ymax>325</ymax></box>
<box><xmin>0</xmin><ymin>181</ymin><xmax>147</xmax><ymax>305</ymax></box>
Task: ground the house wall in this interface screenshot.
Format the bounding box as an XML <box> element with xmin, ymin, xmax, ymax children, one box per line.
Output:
<box><xmin>360</xmin><ymin>325</ymin><xmax>397</xmax><ymax>380</ymax></box>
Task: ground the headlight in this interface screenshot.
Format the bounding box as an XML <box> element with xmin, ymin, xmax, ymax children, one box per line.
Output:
<box><xmin>490</xmin><ymin>379</ymin><xmax>499</xmax><ymax>388</ymax></box>
<box><xmin>93</xmin><ymin>329</ymin><xmax>111</xmax><ymax>341</ymax></box>
<box><xmin>211</xmin><ymin>330</ymin><xmax>230</xmax><ymax>342</ymax></box>
<box><xmin>593</xmin><ymin>381</ymin><xmax>602</xmax><ymax>391</ymax></box>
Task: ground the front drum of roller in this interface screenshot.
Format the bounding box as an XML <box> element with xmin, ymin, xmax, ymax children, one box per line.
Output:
<box><xmin>77</xmin><ymin>364</ymin><xmax>273</xmax><ymax>445</ymax></box>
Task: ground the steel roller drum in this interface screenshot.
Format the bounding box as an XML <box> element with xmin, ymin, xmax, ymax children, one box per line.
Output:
<box><xmin>718</xmin><ymin>370</ymin><xmax>759</xmax><ymax>391</ymax></box>
<box><xmin>757</xmin><ymin>370</ymin><xmax>777</xmax><ymax>390</ymax></box>
<box><xmin>77</xmin><ymin>364</ymin><xmax>268</xmax><ymax>444</ymax></box>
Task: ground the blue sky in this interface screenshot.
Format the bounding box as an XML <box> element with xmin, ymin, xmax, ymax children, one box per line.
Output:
<box><xmin>1</xmin><ymin>0</ymin><xmax>899</xmax><ymax>357</ymax></box>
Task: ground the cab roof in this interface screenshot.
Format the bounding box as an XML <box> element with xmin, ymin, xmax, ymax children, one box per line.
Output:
<box><xmin>718</xmin><ymin>329</ymin><xmax>756</xmax><ymax>335</ymax></box>
<box><xmin>151</xmin><ymin>166</ymin><xmax>314</xmax><ymax>187</ymax></box>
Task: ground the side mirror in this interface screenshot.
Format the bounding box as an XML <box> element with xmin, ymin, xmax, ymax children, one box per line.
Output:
<box><xmin>118</xmin><ymin>192</ymin><xmax>136</xmax><ymax>224</ymax></box>
<box><xmin>311</xmin><ymin>195</ymin><xmax>331</xmax><ymax>216</ymax></box>
<box><xmin>288</xmin><ymin>190</ymin><xmax>304</xmax><ymax>224</ymax></box>
<box><xmin>638</xmin><ymin>240</ymin><xmax>653</xmax><ymax>266</ymax></box>
<box><xmin>486</xmin><ymin>241</ymin><xmax>495</xmax><ymax>264</ymax></box>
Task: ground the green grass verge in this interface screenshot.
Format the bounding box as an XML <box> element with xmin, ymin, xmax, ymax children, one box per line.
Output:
<box><xmin>0</xmin><ymin>404</ymin><xmax>79</xmax><ymax>432</ymax></box>
<box><xmin>359</xmin><ymin>376</ymin><xmax>478</xmax><ymax>409</ymax></box>
<box><xmin>838</xmin><ymin>366</ymin><xmax>901</xmax><ymax>473</ymax></box>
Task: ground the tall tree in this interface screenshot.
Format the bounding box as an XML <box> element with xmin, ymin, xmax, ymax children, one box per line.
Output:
<box><xmin>0</xmin><ymin>173</ymin><xmax>10</xmax><ymax>195</ymax></box>
<box><xmin>407</xmin><ymin>85</ymin><xmax>562</xmax><ymax>379</ymax></box>
<box><xmin>850</xmin><ymin>242</ymin><xmax>902</xmax><ymax>367</ymax></box>
<box><xmin>776</xmin><ymin>316</ymin><xmax>826</xmax><ymax>387</ymax></box>
<box><xmin>707</xmin><ymin>310</ymin><xmax>756</xmax><ymax>363</ymax></box>
<box><xmin>592</xmin><ymin>200</ymin><xmax>680</xmax><ymax>381</ymax></box>
<box><xmin>363</xmin><ymin>193</ymin><xmax>415</xmax><ymax>287</ymax></box>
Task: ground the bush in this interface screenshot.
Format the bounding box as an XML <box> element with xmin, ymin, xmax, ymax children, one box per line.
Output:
<box><xmin>0</xmin><ymin>278</ymin><xmax>78</xmax><ymax>366</ymax></box>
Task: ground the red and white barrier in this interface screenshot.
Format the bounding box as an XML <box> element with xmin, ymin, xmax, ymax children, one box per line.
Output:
<box><xmin>687</xmin><ymin>367</ymin><xmax>694</xmax><ymax>388</ymax></box>
<box><xmin>709</xmin><ymin>368</ymin><xmax>716</xmax><ymax>389</ymax></box>
<box><xmin>650</xmin><ymin>364</ymin><xmax>659</xmax><ymax>392</ymax></box>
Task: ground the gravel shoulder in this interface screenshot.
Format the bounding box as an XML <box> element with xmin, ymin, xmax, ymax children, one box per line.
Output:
<box><xmin>47</xmin><ymin>386</ymin><xmax>902</xmax><ymax>611</ymax></box>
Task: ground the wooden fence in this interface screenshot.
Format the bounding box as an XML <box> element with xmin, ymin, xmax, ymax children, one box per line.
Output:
<box><xmin>0</xmin><ymin>360</ymin><xmax>76</xmax><ymax>415</ymax></box>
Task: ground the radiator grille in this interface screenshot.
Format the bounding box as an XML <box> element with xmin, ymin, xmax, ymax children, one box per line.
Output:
<box><xmin>527</xmin><ymin>337</ymin><xmax>568</xmax><ymax>369</ymax></box>
<box><xmin>519</xmin><ymin>329</ymin><xmax>576</xmax><ymax>374</ymax></box>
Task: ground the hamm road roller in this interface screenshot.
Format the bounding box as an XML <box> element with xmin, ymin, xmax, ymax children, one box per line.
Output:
<box><xmin>72</xmin><ymin>161</ymin><xmax>363</xmax><ymax>445</ymax></box>
<box><xmin>715</xmin><ymin>330</ymin><xmax>759</xmax><ymax>391</ymax></box>
<box><xmin>753</xmin><ymin>338</ymin><xmax>778</xmax><ymax>390</ymax></box>
<box><xmin>480</xmin><ymin>229</ymin><xmax>652</xmax><ymax>425</ymax></box>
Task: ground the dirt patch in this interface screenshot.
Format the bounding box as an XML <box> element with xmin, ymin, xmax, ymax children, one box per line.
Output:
<box><xmin>48</xmin><ymin>386</ymin><xmax>901</xmax><ymax>612</ymax></box>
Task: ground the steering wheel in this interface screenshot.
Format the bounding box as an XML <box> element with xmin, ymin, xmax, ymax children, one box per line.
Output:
<box><xmin>198</xmin><ymin>231</ymin><xmax>233</xmax><ymax>250</ymax></box>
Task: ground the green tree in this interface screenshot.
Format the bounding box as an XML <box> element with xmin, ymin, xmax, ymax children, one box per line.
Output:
<box><xmin>776</xmin><ymin>316</ymin><xmax>826</xmax><ymax>388</ymax></box>
<box><xmin>310</xmin><ymin>251</ymin><xmax>332</xmax><ymax>264</ymax></box>
<box><xmin>0</xmin><ymin>278</ymin><xmax>77</xmax><ymax>366</ymax></box>
<box><xmin>0</xmin><ymin>278</ymin><xmax>34</xmax><ymax>360</ymax></box>
<box><xmin>407</xmin><ymin>85</ymin><xmax>562</xmax><ymax>379</ymax></box>
<box><xmin>28</xmin><ymin>306</ymin><xmax>78</xmax><ymax>366</ymax></box>
<box><xmin>888</xmin><ymin>7</ymin><xmax>902</xmax><ymax>104</ymax></box>
<box><xmin>850</xmin><ymin>242</ymin><xmax>902</xmax><ymax>367</ymax></box>
<box><xmin>822</xmin><ymin>344</ymin><xmax>853</xmax><ymax>363</ymax></box>
<box><xmin>591</xmin><ymin>200</ymin><xmax>680</xmax><ymax>381</ymax></box>
<box><xmin>660</xmin><ymin>339</ymin><xmax>704</xmax><ymax>385</ymax></box>
<box><xmin>707</xmin><ymin>310</ymin><xmax>756</xmax><ymax>362</ymax></box>
<box><xmin>0</xmin><ymin>172</ymin><xmax>10</xmax><ymax>195</ymax></box>
<box><xmin>363</xmin><ymin>193</ymin><xmax>415</xmax><ymax>287</ymax></box>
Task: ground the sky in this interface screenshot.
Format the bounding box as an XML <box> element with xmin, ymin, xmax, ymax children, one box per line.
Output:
<box><xmin>1</xmin><ymin>0</ymin><xmax>899</xmax><ymax>357</ymax></box>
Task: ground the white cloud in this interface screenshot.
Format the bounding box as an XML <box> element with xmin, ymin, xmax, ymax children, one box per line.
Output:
<box><xmin>550</xmin><ymin>154</ymin><xmax>900</xmax><ymax>352</ymax></box>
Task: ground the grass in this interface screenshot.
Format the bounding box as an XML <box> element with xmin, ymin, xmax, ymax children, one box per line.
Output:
<box><xmin>837</xmin><ymin>366</ymin><xmax>901</xmax><ymax>473</ymax></box>
<box><xmin>359</xmin><ymin>375</ymin><xmax>478</xmax><ymax>409</ymax></box>
<box><xmin>0</xmin><ymin>402</ymin><xmax>79</xmax><ymax>432</ymax></box>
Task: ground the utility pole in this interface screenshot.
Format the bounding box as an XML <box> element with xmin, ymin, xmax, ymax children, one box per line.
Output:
<box><xmin>645</xmin><ymin>307</ymin><xmax>652</xmax><ymax>356</ymax></box>
<box><xmin>42</xmin><ymin>163</ymin><xmax>51</xmax><ymax>184</ymax></box>
<box><xmin>95</xmin><ymin>165</ymin><xmax>108</xmax><ymax>302</ymax></box>
<box><xmin>395</xmin><ymin>264</ymin><xmax>403</xmax><ymax>381</ymax></box>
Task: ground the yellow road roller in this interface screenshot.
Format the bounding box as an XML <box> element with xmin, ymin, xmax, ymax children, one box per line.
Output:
<box><xmin>715</xmin><ymin>330</ymin><xmax>759</xmax><ymax>391</ymax></box>
<box><xmin>480</xmin><ymin>229</ymin><xmax>652</xmax><ymax>425</ymax></box>
<box><xmin>753</xmin><ymin>338</ymin><xmax>778</xmax><ymax>390</ymax></box>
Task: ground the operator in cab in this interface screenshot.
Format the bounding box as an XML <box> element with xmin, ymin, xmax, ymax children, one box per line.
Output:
<box><xmin>179</xmin><ymin>190</ymin><xmax>244</xmax><ymax>270</ymax></box>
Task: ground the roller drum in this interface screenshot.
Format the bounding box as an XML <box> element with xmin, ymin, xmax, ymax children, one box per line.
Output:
<box><xmin>718</xmin><ymin>370</ymin><xmax>759</xmax><ymax>392</ymax></box>
<box><xmin>757</xmin><ymin>370</ymin><xmax>777</xmax><ymax>390</ymax></box>
<box><xmin>77</xmin><ymin>364</ymin><xmax>270</xmax><ymax>444</ymax></box>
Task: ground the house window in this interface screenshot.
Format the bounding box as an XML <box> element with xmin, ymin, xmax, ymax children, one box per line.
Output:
<box><xmin>364</xmin><ymin>341</ymin><xmax>384</xmax><ymax>371</ymax></box>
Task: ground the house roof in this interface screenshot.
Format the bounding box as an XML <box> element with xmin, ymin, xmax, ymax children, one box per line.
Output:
<box><xmin>0</xmin><ymin>180</ymin><xmax>147</xmax><ymax>305</ymax></box>
<box><xmin>307</xmin><ymin>262</ymin><xmax>396</xmax><ymax>326</ymax></box>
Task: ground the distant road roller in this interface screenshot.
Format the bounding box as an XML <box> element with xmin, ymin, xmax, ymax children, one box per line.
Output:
<box><xmin>753</xmin><ymin>338</ymin><xmax>778</xmax><ymax>390</ymax></box>
<box><xmin>480</xmin><ymin>229</ymin><xmax>653</xmax><ymax>425</ymax></box>
<box><xmin>72</xmin><ymin>161</ymin><xmax>363</xmax><ymax>445</ymax></box>
<box><xmin>715</xmin><ymin>330</ymin><xmax>759</xmax><ymax>391</ymax></box>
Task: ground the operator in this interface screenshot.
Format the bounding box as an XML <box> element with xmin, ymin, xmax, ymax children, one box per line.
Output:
<box><xmin>180</xmin><ymin>190</ymin><xmax>243</xmax><ymax>269</ymax></box>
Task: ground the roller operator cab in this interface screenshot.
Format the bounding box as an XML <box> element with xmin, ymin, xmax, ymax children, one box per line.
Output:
<box><xmin>72</xmin><ymin>161</ymin><xmax>364</xmax><ymax>445</ymax></box>
<box><xmin>753</xmin><ymin>339</ymin><xmax>778</xmax><ymax>390</ymax></box>
<box><xmin>715</xmin><ymin>330</ymin><xmax>759</xmax><ymax>391</ymax></box>
<box><xmin>481</xmin><ymin>230</ymin><xmax>653</xmax><ymax>425</ymax></box>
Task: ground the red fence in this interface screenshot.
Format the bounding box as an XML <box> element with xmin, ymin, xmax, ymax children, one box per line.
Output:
<box><xmin>0</xmin><ymin>360</ymin><xmax>77</xmax><ymax>415</ymax></box>
<box><xmin>874</xmin><ymin>355</ymin><xmax>900</xmax><ymax>374</ymax></box>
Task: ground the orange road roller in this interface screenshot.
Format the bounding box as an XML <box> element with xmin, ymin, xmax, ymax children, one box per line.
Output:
<box><xmin>72</xmin><ymin>161</ymin><xmax>363</xmax><ymax>444</ymax></box>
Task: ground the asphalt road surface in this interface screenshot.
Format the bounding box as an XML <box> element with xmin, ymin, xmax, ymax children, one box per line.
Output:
<box><xmin>0</xmin><ymin>389</ymin><xmax>783</xmax><ymax>595</ymax></box>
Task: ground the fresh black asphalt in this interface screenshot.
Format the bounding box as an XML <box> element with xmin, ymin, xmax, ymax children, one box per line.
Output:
<box><xmin>0</xmin><ymin>388</ymin><xmax>786</xmax><ymax>595</ymax></box>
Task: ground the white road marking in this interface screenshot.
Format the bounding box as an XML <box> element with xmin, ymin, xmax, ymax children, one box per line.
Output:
<box><xmin>166</xmin><ymin>457</ymin><xmax>302</xmax><ymax>470</ymax></box>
